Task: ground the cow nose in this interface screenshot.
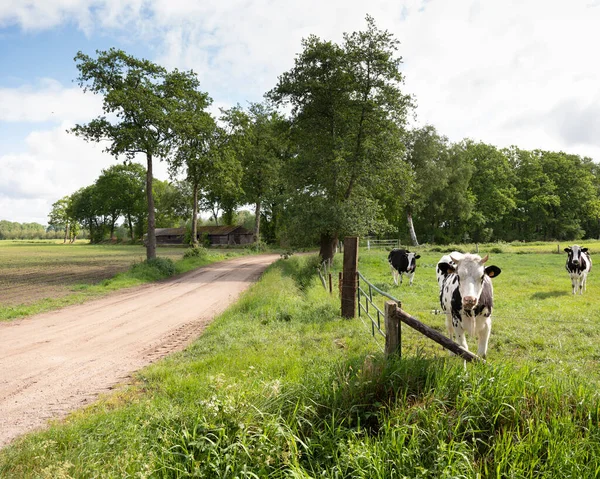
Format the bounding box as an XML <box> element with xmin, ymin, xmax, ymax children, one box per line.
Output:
<box><xmin>463</xmin><ymin>296</ymin><xmax>477</xmax><ymax>309</ymax></box>
<box><xmin>573</xmin><ymin>260</ymin><xmax>579</xmax><ymax>265</ymax></box>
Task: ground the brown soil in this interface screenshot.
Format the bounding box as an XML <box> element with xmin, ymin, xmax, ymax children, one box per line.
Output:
<box><xmin>0</xmin><ymin>254</ymin><xmax>279</xmax><ymax>448</ymax></box>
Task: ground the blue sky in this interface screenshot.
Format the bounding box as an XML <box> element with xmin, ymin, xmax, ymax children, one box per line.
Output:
<box><xmin>1</xmin><ymin>0</ymin><xmax>599</xmax><ymax>224</ymax></box>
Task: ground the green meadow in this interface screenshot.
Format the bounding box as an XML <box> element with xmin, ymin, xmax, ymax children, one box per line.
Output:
<box><xmin>2</xmin><ymin>243</ymin><xmax>600</xmax><ymax>477</ymax></box>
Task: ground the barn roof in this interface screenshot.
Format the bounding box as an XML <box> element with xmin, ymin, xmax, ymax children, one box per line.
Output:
<box><xmin>154</xmin><ymin>226</ymin><xmax>253</xmax><ymax>237</ymax></box>
<box><xmin>197</xmin><ymin>225</ymin><xmax>252</xmax><ymax>235</ymax></box>
<box><xmin>155</xmin><ymin>227</ymin><xmax>186</xmax><ymax>236</ymax></box>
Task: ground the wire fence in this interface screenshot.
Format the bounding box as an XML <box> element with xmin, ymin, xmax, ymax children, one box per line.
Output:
<box><xmin>356</xmin><ymin>270</ymin><xmax>402</xmax><ymax>353</ymax></box>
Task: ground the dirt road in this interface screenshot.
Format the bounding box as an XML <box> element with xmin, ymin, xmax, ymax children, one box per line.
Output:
<box><xmin>0</xmin><ymin>254</ymin><xmax>279</xmax><ymax>448</ymax></box>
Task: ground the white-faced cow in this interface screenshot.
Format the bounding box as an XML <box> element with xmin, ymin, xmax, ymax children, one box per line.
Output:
<box><xmin>437</xmin><ymin>252</ymin><xmax>501</xmax><ymax>358</ymax></box>
<box><xmin>388</xmin><ymin>249</ymin><xmax>421</xmax><ymax>286</ymax></box>
<box><xmin>564</xmin><ymin>245</ymin><xmax>592</xmax><ymax>295</ymax></box>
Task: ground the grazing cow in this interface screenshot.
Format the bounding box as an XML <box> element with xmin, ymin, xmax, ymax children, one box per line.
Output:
<box><xmin>388</xmin><ymin>249</ymin><xmax>421</xmax><ymax>286</ymax></box>
<box><xmin>437</xmin><ymin>253</ymin><xmax>501</xmax><ymax>358</ymax></box>
<box><xmin>564</xmin><ymin>245</ymin><xmax>592</xmax><ymax>295</ymax></box>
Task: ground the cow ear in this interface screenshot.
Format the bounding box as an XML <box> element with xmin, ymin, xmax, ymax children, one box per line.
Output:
<box><xmin>438</xmin><ymin>262</ymin><xmax>455</xmax><ymax>275</ymax></box>
<box><xmin>485</xmin><ymin>265</ymin><xmax>501</xmax><ymax>278</ymax></box>
<box><xmin>582</xmin><ymin>247</ymin><xmax>589</xmax><ymax>253</ymax></box>
<box><xmin>415</xmin><ymin>254</ymin><xmax>421</xmax><ymax>259</ymax></box>
<box><xmin>564</xmin><ymin>248</ymin><xmax>572</xmax><ymax>253</ymax></box>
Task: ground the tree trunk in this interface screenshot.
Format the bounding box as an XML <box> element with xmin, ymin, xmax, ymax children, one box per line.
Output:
<box><xmin>88</xmin><ymin>217</ymin><xmax>94</xmax><ymax>243</ymax></box>
<box><xmin>128</xmin><ymin>214</ymin><xmax>134</xmax><ymax>242</ymax></box>
<box><xmin>146</xmin><ymin>153</ymin><xmax>157</xmax><ymax>260</ymax></box>
<box><xmin>407</xmin><ymin>211</ymin><xmax>419</xmax><ymax>247</ymax></box>
<box><xmin>63</xmin><ymin>224</ymin><xmax>68</xmax><ymax>244</ymax></box>
<box><xmin>319</xmin><ymin>233</ymin><xmax>338</xmax><ymax>263</ymax></box>
<box><xmin>253</xmin><ymin>199</ymin><xmax>262</xmax><ymax>243</ymax></box>
<box><xmin>191</xmin><ymin>182</ymin><xmax>199</xmax><ymax>246</ymax></box>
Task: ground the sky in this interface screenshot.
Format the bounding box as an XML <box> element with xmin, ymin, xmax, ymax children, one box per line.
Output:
<box><xmin>1</xmin><ymin>0</ymin><xmax>599</xmax><ymax>225</ymax></box>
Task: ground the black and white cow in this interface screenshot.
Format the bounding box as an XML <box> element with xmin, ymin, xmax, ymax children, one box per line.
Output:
<box><xmin>564</xmin><ymin>245</ymin><xmax>592</xmax><ymax>295</ymax></box>
<box><xmin>388</xmin><ymin>249</ymin><xmax>421</xmax><ymax>286</ymax></box>
<box><xmin>437</xmin><ymin>252</ymin><xmax>501</xmax><ymax>358</ymax></box>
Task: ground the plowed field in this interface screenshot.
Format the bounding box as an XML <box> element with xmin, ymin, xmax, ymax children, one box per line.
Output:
<box><xmin>0</xmin><ymin>242</ymin><xmax>185</xmax><ymax>307</ymax></box>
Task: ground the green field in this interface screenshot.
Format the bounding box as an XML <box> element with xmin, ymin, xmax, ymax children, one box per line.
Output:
<box><xmin>357</xmin><ymin>243</ymin><xmax>600</xmax><ymax>387</ymax></box>
<box><xmin>0</xmin><ymin>240</ymin><xmax>249</xmax><ymax>321</ymax></box>
<box><xmin>2</xmin><ymin>244</ymin><xmax>600</xmax><ymax>477</ymax></box>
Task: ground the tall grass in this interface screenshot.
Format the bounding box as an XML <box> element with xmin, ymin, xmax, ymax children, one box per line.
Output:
<box><xmin>2</xmin><ymin>252</ymin><xmax>600</xmax><ymax>477</ymax></box>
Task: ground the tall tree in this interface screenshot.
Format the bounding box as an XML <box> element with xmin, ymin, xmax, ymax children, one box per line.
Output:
<box><xmin>71</xmin><ymin>48</ymin><xmax>210</xmax><ymax>259</ymax></box>
<box><xmin>48</xmin><ymin>196</ymin><xmax>72</xmax><ymax>243</ymax></box>
<box><xmin>223</xmin><ymin>103</ymin><xmax>288</xmax><ymax>243</ymax></box>
<box><xmin>463</xmin><ymin>141</ymin><xmax>516</xmax><ymax>242</ymax></box>
<box><xmin>269</xmin><ymin>16</ymin><xmax>413</xmax><ymax>261</ymax></box>
<box><xmin>171</xmin><ymin>111</ymin><xmax>240</xmax><ymax>245</ymax></box>
<box><xmin>94</xmin><ymin>163</ymin><xmax>147</xmax><ymax>241</ymax></box>
<box><xmin>401</xmin><ymin>125</ymin><xmax>451</xmax><ymax>246</ymax></box>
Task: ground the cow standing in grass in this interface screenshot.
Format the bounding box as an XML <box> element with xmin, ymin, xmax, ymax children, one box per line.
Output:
<box><xmin>564</xmin><ymin>245</ymin><xmax>591</xmax><ymax>295</ymax></box>
<box><xmin>388</xmin><ymin>249</ymin><xmax>421</xmax><ymax>286</ymax></box>
<box><xmin>437</xmin><ymin>252</ymin><xmax>501</xmax><ymax>358</ymax></box>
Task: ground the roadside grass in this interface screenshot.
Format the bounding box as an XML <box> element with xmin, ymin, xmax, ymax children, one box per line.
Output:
<box><xmin>2</xmin><ymin>251</ymin><xmax>600</xmax><ymax>477</ymax></box>
<box><xmin>0</xmin><ymin>241</ymin><xmax>250</xmax><ymax>321</ymax></box>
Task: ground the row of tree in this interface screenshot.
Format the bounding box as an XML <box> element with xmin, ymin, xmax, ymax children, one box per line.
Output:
<box><xmin>47</xmin><ymin>163</ymin><xmax>257</xmax><ymax>243</ymax></box>
<box><xmin>62</xmin><ymin>16</ymin><xmax>597</xmax><ymax>261</ymax></box>
<box><xmin>0</xmin><ymin>221</ymin><xmax>68</xmax><ymax>240</ymax></box>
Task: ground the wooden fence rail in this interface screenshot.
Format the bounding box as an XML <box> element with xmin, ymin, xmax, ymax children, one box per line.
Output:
<box><xmin>384</xmin><ymin>301</ymin><xmax>483</xmax><ymax>362</ymax></box>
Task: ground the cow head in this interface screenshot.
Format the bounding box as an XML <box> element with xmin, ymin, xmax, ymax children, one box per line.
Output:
<box><xmin>564</xmin><ymin>245</ymin><xmax>588</xmax><ymax>267</ymax></box>
<box><xmin>406</xmin><ymin>252</ymin><xmax>421</xmax><ymax>269</ymax></box>
<box><xmin>441</xmin><ymin>253</ymin><xmax>501</xmax><ymax>311</ymax></box>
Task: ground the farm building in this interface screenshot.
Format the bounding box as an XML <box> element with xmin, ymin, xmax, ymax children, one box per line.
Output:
<box><xmin>153</xmin><ymin>226</ymin><xmax>254</xmax><ymax>246</ymax></box>
<box><xmin>155</xmin><ymin>227</ymin><xmax>186</xmax><ymax>245</ymax></box>
<box><xmin>197</xmin><ymin>225</ymin><xmax>254</xmax><ymax>245</ymax></box>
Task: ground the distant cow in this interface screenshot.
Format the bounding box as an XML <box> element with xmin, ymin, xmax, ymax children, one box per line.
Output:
<box><xmin>564</xmin><ymin>245</ymin><xmax>592</xmax><ymax>295</ymax></box>
<box><xmin>437</xmin><ymin>252</ymin><xmax>501</xmax><ymax>358</ymax></box>
<box><xmin>388</xmin><ymin>249</ymin><xmax>421</xmax><ymax>286</ymax></box>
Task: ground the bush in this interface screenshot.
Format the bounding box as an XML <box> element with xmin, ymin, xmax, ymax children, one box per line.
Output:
<box><xmin>248</xmin><ymin>241</ymin><xmax>267</xmax><ymax>253</ymax></box>
<box><xmin>184</xmin><ymin>246</ymin><xmax>208</xmax><ymax>259</ymax></box>
<box><xmin>129</xmin><ymin>257</ymin><xmax>176</xmax><ymax>281</ymax></box>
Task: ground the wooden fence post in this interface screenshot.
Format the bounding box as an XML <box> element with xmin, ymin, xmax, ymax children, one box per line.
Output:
<box><xmin>341</xmin><ymin>236</ymin><xmax>359</xmax><ymax>318</ymax></box>
<box><xmin>385</xmin><ymin>301</ymin><xmax>401</xmax><ymax>357</ymax></box>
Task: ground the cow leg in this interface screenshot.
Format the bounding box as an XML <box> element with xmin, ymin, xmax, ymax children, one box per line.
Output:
<box><xmin>408</xmin><ymin>271</ymin><xmax>415</xmax><ymax>286</ymax></box>
<box><xmin>390</xmin><ymin>266</ymin><xmax>398</xmax><ymax>285</ymax></box>
<box><xmin>399</xmin><ymin>272</ymin><xmax>403</xmax><ymax>284</ymax></box>
<box><xmin>453</xmin><ymin>317</ymin><xmax>469</xmax><ymax>352</ymax></box>
<box><xmin>445</xmin><ymin>314</ymin><xmax>454</xmax><ymax>340</ymax></box>
<box><xmin>454</xmin><ymin>326</ymin><xmax>469</xmax><ymax>352</ymax></box>
<box><xmin>583</xmin><ymin>273</ymin><xmax>588</xmax><ymax>293</ymax></box>
<box><xmin>570</xmin><ymin>275</ymin><xmax>577</xmax><ymax>295</ymax></box>
<box><xmin>476</xmin><ymin>316</ymin><xmax>491</xmax><ymax>359</ymax></box>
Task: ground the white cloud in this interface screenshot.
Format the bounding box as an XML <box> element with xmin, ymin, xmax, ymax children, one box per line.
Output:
<box><xmin>0</xmin><ymin>78</ymin><xmax>103</xmax><ymax>123</ymax></box>
<box><xmin>0</xmin><ymin>122</ymin><xmax>169</xmax><ymax>224</ymax></box>
<box><xmin>401</xmin><ymin>0</ymin><xmax>600</xmax><ymax>158</ymax></box>
<box><xmin>2</xmin><ymin>0</ymin><xmax>600</xmax><ymax>224</ymax></box>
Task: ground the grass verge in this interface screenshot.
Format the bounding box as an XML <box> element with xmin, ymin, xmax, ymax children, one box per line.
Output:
<box><xmin>1</xmin><ymin>254</ymin><xmax>600</xmax><ymax>477</ymax></box>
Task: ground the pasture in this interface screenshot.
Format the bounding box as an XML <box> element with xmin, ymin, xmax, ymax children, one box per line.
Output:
<box><xmin>359</xmin><ymin>242</ymin><xmax>600</xmax><ymax>386</ymax></box>
<box><xmin>0</xmin><ymin>240</ymin><xmax>246</xmax><ymax>320</ymax></box>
